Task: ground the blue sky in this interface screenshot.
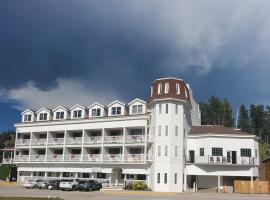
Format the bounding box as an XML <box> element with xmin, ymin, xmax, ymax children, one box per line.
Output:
<box><xmin>1</xmin><ymin>0</ymin><xmax>270</xmax><ymax>131</ymax></box>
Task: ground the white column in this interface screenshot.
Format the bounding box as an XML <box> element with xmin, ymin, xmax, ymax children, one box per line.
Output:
<box><xmin>183</xmin><ymin>168</ymin><xmax>187</xmax><ymax>192</ymax></box>
<box><xmin>122</xmin><ymin>127</ymin><xmax>126</xmax><ymax>164</ymax></box>
<box><xmin>81</xmin><ymin>129</ymin><xmax>85</xmax><ymax>163</ymax></box>
<box><xmin>14</xmin><ymin>130</ymin><xmax>18</xmax><ymax>161</ymax></box>
<box><xmin>29</xmin><ymin>132</ymin><xmax>33</xmax><ymax>161</ymax></box>
<box><xmin>2</xmin><ymin>151</ymin><xmax>4</xmax><ymax>161</ymax></box>
<box><xmin>45</xmin><ymin>131</ymin><xmax>49</xmax><ymax>162</ymax></box>
<box><xmin>217</xmin><ymin>175</ymin><xmax>221</xmax><ymax>192</ymax></box>
<box><xmin>63</xmin><ymin>130</ymin><xmax>67</xmax><ymax>162</ymax></box>
<box><xmin>144</xmin><ymin>125</ymin><xmax>147</xmax><ymax>163</ymax></box>
<box><xmin>101</xmin><ymin>128</ymin><xmax>105</xmax><ymax>163</ymax></box>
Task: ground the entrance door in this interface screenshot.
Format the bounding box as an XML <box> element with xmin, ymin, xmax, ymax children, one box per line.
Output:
<box><xmin>227</xmin><ymin>151</ymin><xmax>232</xmax><ymax>164</ymax></box>
<box><xmin>232</xmin><ymin>151</ymin><xmax>237</xmax><ymax>164</ymax></box>
<box><xmin>189</xmin><ymin>150</ymin><xmax>195</xmax><ymax>163</ymax></box>
<box><xmin>112</xmin><ymin>168</ymin><xmax>123</xmax><ymax>186</ymax></box>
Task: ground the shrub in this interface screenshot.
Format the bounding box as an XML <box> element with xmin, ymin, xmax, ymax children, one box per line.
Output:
<box><xmin>125</xmin><ymin>181</ymin><xmax>148</xmax><ymax>191</ymax></box>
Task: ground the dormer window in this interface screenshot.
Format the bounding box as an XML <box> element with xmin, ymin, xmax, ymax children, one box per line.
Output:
<box><xmin>176</xmin><ymin>83</ymin><xmax>180</xmax><ymax>94</ymax></box>
<box><xmin>73</xmin><ymin>110</ymin><xmax>82</xmax><ymax>118</ymax></box>
<box><xmin>112</xmin><ymin>107</ymin><xmax>121</xmax><ymax>115</ymax></box>
<box><xmin>24</xmin><ymin>114</ymin><xmax>32</xmax><ymax>122</ymax></box>
<box><xmin>39</xmin><ymin>113</ymin><xmax>48</xmax><ymax>121</ymax></box>
<box><xmin>158</xmin><ymin>83</ymin><xmax>162</xmax><ymax>94</ymax></box>
<box><xmin>92</xmin><ymin>108</ymin><xmax>101</xmax><ymax>117</ymax></box>
<box><xmin>132</xmin><ymin>105</ymin><xmax>143</xmax><ymax>114</ymax></box>
<box><xmin>56</xmin><ymin>112</ymin><xmax>64</xmax><ymax>120</ymax></box>
<box><xmin>164</xmin><ymin>83</ymin><xmax>169</xmax><ymax>93</ymax></box>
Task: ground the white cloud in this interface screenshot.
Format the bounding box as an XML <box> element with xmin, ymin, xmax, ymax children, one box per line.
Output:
<box><xmin>0</xmin><ymin>79</ymin><xmax>121</xmax><ymax>111</ymax></box>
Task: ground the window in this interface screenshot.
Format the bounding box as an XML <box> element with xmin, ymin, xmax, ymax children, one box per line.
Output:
<box><xmin>175</xmin><ymin>146</ymin><xmax>178</xmax><ymax>157</ymax></box>
<box><xmin>151</xmin><ymin>86</ymin><xmax>153</xmax><ymax>97</ymax></box>
<box><xmin>24</xmin><ymin>114</ymin><xmax>32</xmax><ymax>122</ymax></box>
<box><xmin>158</xmin><ymin>146</ymin><xmax>161</xmax><ymax>156</ymax></box>
<box><xmin>175</xmin><ymin>126</ymin><xmax>178</xmax><ymax>136</ymax></box>
<box><xmin>165</xmin><ymin>145</ymin><xmax>168</xmax><ymax>156</ymax></box>
<box><xmin>112</xmin><ymin>107</ymin><xmax>121</xmax><ymax>115</ymax></box>
<box><xmin>158</xmin><ymin>126</ymin><xmax>161</xmax><ymax>136</ymax></box>
<box><xmin>200</xmin><ymin>148</ymin><xmax>204</xmax><ymax>156</ymax></box>
<box><xmin>56</xmin><ymin>111</ymin><xmax>64</xmax><ymax>119</ymax></box>
<box><xmin>164</xmin><ymin>173</ymin><xmax>167</xmax><ymax>184</ymax></box>
<box><xmin>255</xmin><ymin>149</ymin><xmax>258</xmax><ymax>158</ymax></box>
<box><xmin>174</xmin><ymin>173</ymin><xmax>177</xmax><ymax>184</ymax></box>
<box><xmin>176</xmin><ymin>83</ymin><xmax>180</xmax><ymax>94</ymax></box>
<box><xmin>159</xmin><ymin>104</ymin><xmax>162</xmax><ymax>114</ymax></box>
<box><xmin>166</xmin><ymin>104</ymin><xmax>168</xmax><ymax>114</ymax></box>
<box><xmin>212</xmin><ymin>148</ymin><xmax>223</xmax><ymax>156</ymax></box>
<box><xmin>158</xmin><ymin>83</ymin><xmax>162</xmax><ymax>94</ymax></box>
<box><xmin>73</xmin><ymin>110</ymin><xmax>82</xmax><ymax>118</ymax></box>
<box><xmin>184</xmin><ymin>88</ymin><xmax>188</xmax><ymax>98</ymax></box>
<box><xmin>164</xmin><ymin>82</ymin><xmax>169</xmax><ymax>93</ymax></box>
<box><xmin>97</xmin><ymin>173</ymin><xmax>106</xmax><ymax>179</ymax></box>
<box><xmin>241</xmin><ymin>148</ymin><xmax>251</xmax><ymax>157</ymax></box>
<box><xmin>132</xmin><ymin>105</ymin><xmax>143</xmax><ymax>114</ymax></box>
<box><xmin>175</xmin><ymin>104</ymin><xmax>178</xmax><ymax>114</ymax></box>
<box><xmin>92</xmin><ymin>108</ymin><xmax>101</xmax><ymax>117</ymax></box>
<box><xmin>39</xmin><ymin>113</ymin><xmax>47</xmax><ymax>121</ymax></box>
<box><xmin>157</xmin><ymin>173</ymin><xmax>160</xmax><ymax>184</ymax></box>
<box><xmin>165</xmin><ymin>125</ymin><xmax>168</xmax><ymax>136</ymax></box>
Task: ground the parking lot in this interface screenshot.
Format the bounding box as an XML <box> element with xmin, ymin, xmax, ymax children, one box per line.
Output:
<box><xmin>0</xmin><ymin>184</ymin><xmax>269</xmax><ymax>200</ymax></box>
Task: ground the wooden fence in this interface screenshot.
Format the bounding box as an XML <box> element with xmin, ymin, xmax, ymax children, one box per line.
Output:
<box><xmin>234</xmin><ymin>180</ymin><xmax>270</xmax><ymax>194</ymax></box>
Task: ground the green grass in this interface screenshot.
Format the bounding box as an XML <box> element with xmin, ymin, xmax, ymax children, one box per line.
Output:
<box><xmin>0</xmin><ymin>198</ymin><xmax>62</xmax><ymax>200</ymax></box>
<box><xmin>0</xmin><ymin>165</ymin><xmax>11</xmax><ymax>180</ymax></box>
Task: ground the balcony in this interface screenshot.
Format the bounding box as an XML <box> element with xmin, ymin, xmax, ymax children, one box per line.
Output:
<box><xmin>30</xmin><ymin>155</ymin><xmax>45</xmax><ymax>162</ymax></box>
<box><xmin>103</xmin><ymin>154</ymin><xmax>122</xmax><ymax>162</ymax></box>
<box><xmin>66</xmin><ymin>137</ymin><xmax>82</xmax><ymax>145</ymax></box>
<box><xmin>84</xmin><ymin>136</ymin><xmax>102</xmax><ymax>144</ymax></box>
<box><xmin>16</xmin><ymin>139</ymin><xmax>30</xmax><ymax>146</ymax></box>
<box><xmin>1</xmin><ymin>158</ymin><xmax>13</xmax><ymax>164</ymax></box>
<box><xmin>187</xmin><ymin>156</ymin><xmax>255</xmax><ymax>166</ymax></box>
<box><xmin>83</xmin><ymin>154</ymin><xmax>101</xmax><ymax>162</ymax></box>
<box><xmin>47</xmin><ymin>138</ymin><xmax>64</xmax><ymax>145</ymax></box>
<box><xmin>14</xmin><ymin>155</ymin><xmax>29</xmax><ymax>162</ymax></box>
<box><xmin>47</xmin><ymin>154</ymin><xmax>63</xmax><ymax>162</ymax></box>
<box><xmin>104</xmin><ymin>136</ymin><xmax>123</xmax><ymax>144</ymax></box>
<box><xmin>31</xmin><ymin>138</ymin><xmax>47</xmax><ymax>146</ymax></box>
<box><xmin>125</xmin><ymin>135</ymin><xmax>145</xmax><ymax>143</ymax></box>
<box><xmin>125</xmin><ymin>154</ymin><xmax>145</xmax><ymax>163</ymax></box>
<box><xmin>64</xmin><ymin>154</ymin><xmax>81</xmax><ymax>162</ymax></box>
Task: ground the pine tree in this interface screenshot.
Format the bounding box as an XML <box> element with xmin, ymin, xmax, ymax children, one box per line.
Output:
<box><xmin>222</xmin><ymin>99</ymin><xmax>234</xmax><ymax>127</ymax></box>
<box><xmin>208</xmin><ymin>96</ymin><xmax>223</xmax><ymax>125</ymax></box>
<box><xmin>238</xmin><ymin>105</ymin><xmax>250</xmax><ymax>133</ymax></box>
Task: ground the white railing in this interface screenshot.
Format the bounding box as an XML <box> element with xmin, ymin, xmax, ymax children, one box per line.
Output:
<box><xmin>84</xmin><ymin>136</ymin><xmax>102</xmax><ymax>144</ymax></box>
<box><xmin>16</xmin><ymin>139</ymin><xmax>30</xmax><ymax>146</ymax></box>
<box><xmin>47</xmin><ymin>138</ymin><xmax>64</xmax><ymax>145</ymax></box>
<box><xmin>14</xmin><ymin>155</ymin><xmax>29</xmax><ymax>162</ymax></box>
<box><xmin>104</xmin><ymin>136</ymin><xmax>123</xmax><ymax>144</ymax></box>
<box><xmin>65</xmin><ymin>137</ymin><xmax>82</xmax><ymax>145</ymax></box>
<box><xmin>125</xmin><ymin>135</ymin><xmax>145</xmax><ymax>143</ymax></box>
<box><xmin>103</xmin><ymin>154</ymin><xmax>122</xmax><ymax>162</ymax></box>
<box><xmin>64</xmin><ymin>154</ymin><xmax>81</xmax><ymax>162</ymax></box>
<box><xmin>30</xmin><ymin>155</ymin><xmax>45</xmax><ymax>162</ymax></box>
<box><xmin>125</xmin><ymin>154</ymin><xmax>145</xmax><ymax>162</ymax></box>
<box><xmin>31</xmin><ymin>138</ymin><xmax>47</xmax><ymax>145</ymax></box>
<box><xmin>83</xmin><ymin>154</ymin><xmax>101</xmax><ymax>162</ymax></box>
<box><xmin>47</xmin><ymin>154</ymin><xmax>63</xmax><ymax>162</ymax></box>
<box><xmin>1</xmin><ymin>158</ymin><xmax>13</xmax><ymax>164</ymax></box>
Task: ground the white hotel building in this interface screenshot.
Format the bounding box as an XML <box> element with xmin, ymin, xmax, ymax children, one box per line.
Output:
<box><xmin>13</xmin><ymin>77</ymin><xmax>259</xmax><ymax>192</ymax></box>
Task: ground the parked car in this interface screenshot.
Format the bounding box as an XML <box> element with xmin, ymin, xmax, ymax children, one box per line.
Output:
<box><xmin>78</xmin><ymin>180</ymin><xmax>102</xmax><ymax>191</ymax></box>
<box><xmin>47</xmin><ymin>180</ymin><xmax>61</xmax><ymax>190</ymax></box>
<box><xmin>23</xmin><ymin>179</ymin><xmax>42</xmax><ymax>188</ymax></box>
<box><xmin>38</xmin><ymin>180</ymin><xmax>50</xmax><ymax>189</ymax></box>
<box><xmin>59</xmin><ymin>179</ymin><xmax>80</xmax><ymax>191</ymax></box>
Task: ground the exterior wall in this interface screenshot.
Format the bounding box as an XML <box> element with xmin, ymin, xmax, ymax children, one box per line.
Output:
<box><xmin>53</xmin><ymin>107</ymin><xmax>68</xmax><ymax>120</ymax></box>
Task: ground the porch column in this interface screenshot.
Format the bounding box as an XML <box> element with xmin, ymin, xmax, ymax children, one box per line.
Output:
<box><xmin>2</xmin><ymin>151</ymin><xmax>4</xmax><ymax>161</ymax></box>
<box><xmin>217</xmin><ymin>175</ymin><xmax>221</xmax><ymax>192</ymax></box>
<box><xmin>124</xmin><ymin>174</ymin><xmax>127</xmax><ymax>188</ymax></box>
<box><xmin>183</xmin><ymin>168</ymin><xmax>187</xmax><ymax>192</ymax></box>
<box><xmin>109</xmin><ymin>173</ymin><xmax>112</xmax><ymax>186</ymax></box>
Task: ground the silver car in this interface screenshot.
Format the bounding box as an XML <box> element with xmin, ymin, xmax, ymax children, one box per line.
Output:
<box><xmin>23</xmin><ymin>179</ymin><xmax>42</xmax><ymax>188</ymax></box>
<box><xmin>59</xmin><ymin>179</ymin><xmax>80</xmax><ymax>191</ymax></box>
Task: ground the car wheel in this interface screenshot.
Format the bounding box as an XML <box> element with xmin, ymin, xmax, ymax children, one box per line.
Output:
<box><xmin>72</xmin><ymin>186</ymin><xmax>76</xmax><ymax>191</ymax></box>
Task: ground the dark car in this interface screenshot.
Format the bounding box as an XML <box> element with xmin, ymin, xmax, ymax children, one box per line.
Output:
<box><xmin>47</xmin><ymin>180</ymin><xmax>61</xmax><ymax>190</ymax></box>
<box><xmin>78</xmin><ymin>180</ymin><xmax>102</xmax><ymax>191</ymax></box>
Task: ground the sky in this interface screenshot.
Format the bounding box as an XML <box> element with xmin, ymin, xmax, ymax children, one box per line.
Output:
<box><xmin>0</xmin><ymin>0</ymin><xmax>270</xmax><ymax>131</ymax></box>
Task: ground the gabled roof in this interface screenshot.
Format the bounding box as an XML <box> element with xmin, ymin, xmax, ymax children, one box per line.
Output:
<box><xmin>88</xmin><ymin>102</ymin><xmax>104</xmax><ymax>109</ymax></box>
<box><xmin>36</xmin><ymin>107</ymin><xmax>51</xmax><ymax>114</ymax></box>
<box><xmin>21</xmin><ymin>109</ymin><xmax>35</xmax><ymax>115</ymax></box>
<box><xmin>70</xmin><ymin>104</ymin><xmax>86</xmax><ymax>111</ymax></box>
<box><xmin>107</xmin><ymin>100</ymin><xmax>126</xmax><ymax>107</ymax></box>
<box><xmin>190</xmin><ymin>125</ymin><xmax>251</xmax><ymax>135</ymax></box>
<box><xmin>128</xmin><ymin>98</ymin><xmax>146</xmax><ymax>105</ymax></box>
<box><xmin>52</xmin><ymin>105</ymin><xmax>68</xmax><ymax>112</ymax></box>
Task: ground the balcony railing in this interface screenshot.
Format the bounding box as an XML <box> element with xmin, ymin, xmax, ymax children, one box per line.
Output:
<box><xmin>84</xmin><ymin>136</ymin><xmax>102</xmax><ymax>144</ymax></box>
<box><xmin>64</xmin><ymin>154</ymin><xmax>81</xmax><ymax>162</ymax></box>
<box><xmin>47</xmin><ymin>138</ymin><xmax>64</xmax><ymax>145</ymax></box>
<box><xmin>32</xmin><ymin>138</ymin><xmax>47</xmax><ymax>146</ymax></box>
<box><xmin>30</xmin><ymin>155</ymin><xmax>45</xmax><ymax>162</ymax></box>
<box><xmin>103</xmin><ymin>154</ymin><xmax>122</xmax><ymax>162</ymax></box>
<box><xmin>83</xmin><ymin>154</ymin><xmax>101</xmax><ymax>162</ymax></box>
<box><xmin>16</xmin><ymin>139</ymin><xmax>30</xmax><ymax>146</ymax></box>
<box><xmin>125</xmin><ymin>135</ymin><xmax>145</xmax><ymax>143</ymax></box>
<box><xmin>187</xmin><ymin>156</ymin><xmax>255</xmax><ymax>165</ymax></box>
<box><xmin>14</xmin><ymin>155</ymin><xmax>29</xmax><ymax>162</ymax></box>
<box><xmin>125</xmin><ymin>154</ymin><xmax>145</xmax><ymax>162</ymax></box>
<box><xmin>1</xmin><ymin>158</ymin><xmax>13</xmax><ymax>164</ymax></box>
<box><xmin>104</xmin><ymin>136</ymin><xmax>123</xmax><ymax>144</ymax></box>
<box><xmin>47</xmin><ymin>154</ymin><xmax>63</xmax><ymax>162</ymax></box>
<box><xmin>65</xmin><ymin>137</ymin><xmax>82</xmax><ymax>145</ymax></box>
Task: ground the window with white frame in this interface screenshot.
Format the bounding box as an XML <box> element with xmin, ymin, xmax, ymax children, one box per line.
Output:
<box><xmin>73</xmin><ymin>110</ymin><xmax>82</xmax><ymax>118</ymax></box>
<box><xmin>132</xmin><ymin>105</ymin><xmax>143</xmax><ymax>114</ymax></box>
<box><xmin>56</xmin><ymin>111</ymin><xmax>64</xmax><ymax>119</ymax></box>
<box><xmin>200</xmin><ymin>148</ymin><xmax>204</xmax><ymax>156</ymax></box>
<box><xmin>158</xmin><ymin>126</ymin><xmax>161</xmax><ymax>136</ymax></box>
<box><xmin>23</xmin><ymin>114</ymin><xmax>32</xmax><ymax>122</ymax></box>
<box><xmin>39</xmin><ymin>113</ymin><xmax>47</xmax><ymax>121</ymax></box>
<box><xmin>158</xmin><ymin>146</ymin><xmax>161</xmax><ymax>157</ymax></box>
<box><xmin>175</xmin><ymin>146</ymin><xmax>178</xmax><ymax>157</ymax></box>
<box><xmin>158</xmin><ymin>83</ymin><xmax>162</xmax><ymax>94</ymax></box>
<box><xmin>165</xmin><ymin>125</ymin><xmax>168</xmax><ymax>136</ymax></box>
<box><xmin>165</xmin><ymin>145</ymin><xmax>168</xmax><ymax>156</ymax></box>
<box><xmin>164</xmin><ymin>173</ymin><xmax>167</xmax><ymax>184</ymax></box>
<box><xmin>157</xmin><ymin>173</ymin><xmax>160</xmax><ymax>184</ymax></box>
<box><xmin>164</xmin><ymin>82</ymin><xmax>169</xmax><ymax>93</ymax></box>
<box><xmin>176</xmin><ymin>83</ymin><xmax>180</xmax><ymax>94</ymax></box>
<box><xmin>92</xmin><ymin>108</ymin><xmax>101</xmax><ymax>117</ymax></box>
<box><xmin>175</xmin><ymin>126</ymin><xmax>178</xmax><ymax>136</ymax></box>
<box><xmin>184</xmin><ymin>88</ymin><xmax>188</xmax><ymax>98</ymax></box>
<box><xmin>111</xmin><ymin>107</ymin><xmax>121</xmax><ymax>115</ymax></box>
<box><xmin>241</xmin><ymin>148</ymin><xmax>251</xmax><ymax>157</ymax></box>
<box><xmin>212</xmin><ymin>148</ymin><xmax>223</xmax><ymax>156</ymax></box>
<box><xmin>159</xmin><ymin>104</ymin><xmax>162</xmax><ymax>114</ymax></box>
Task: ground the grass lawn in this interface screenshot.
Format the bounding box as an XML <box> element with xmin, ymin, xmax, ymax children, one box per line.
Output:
<box><xmin>0</xmin><ymin>198</ymin><xmax>62</xmax><ymax>200</ymax></box>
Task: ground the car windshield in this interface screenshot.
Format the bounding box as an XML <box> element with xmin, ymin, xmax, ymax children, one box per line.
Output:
<box><xmin>61</xmin><ymin>179</ymin><xmax>73</xmax><ymax>182</ymax></box>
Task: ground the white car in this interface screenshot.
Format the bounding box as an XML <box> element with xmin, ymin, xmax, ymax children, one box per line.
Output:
<box><xmin>23</xmin><ymin>179</ymin><xmax>42</xmax><ymax>188</ymax></box>
<box><xmin>59</xmin><ymin>179</ymin><xmax>80</xmax><ymax>191</ymax></box>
